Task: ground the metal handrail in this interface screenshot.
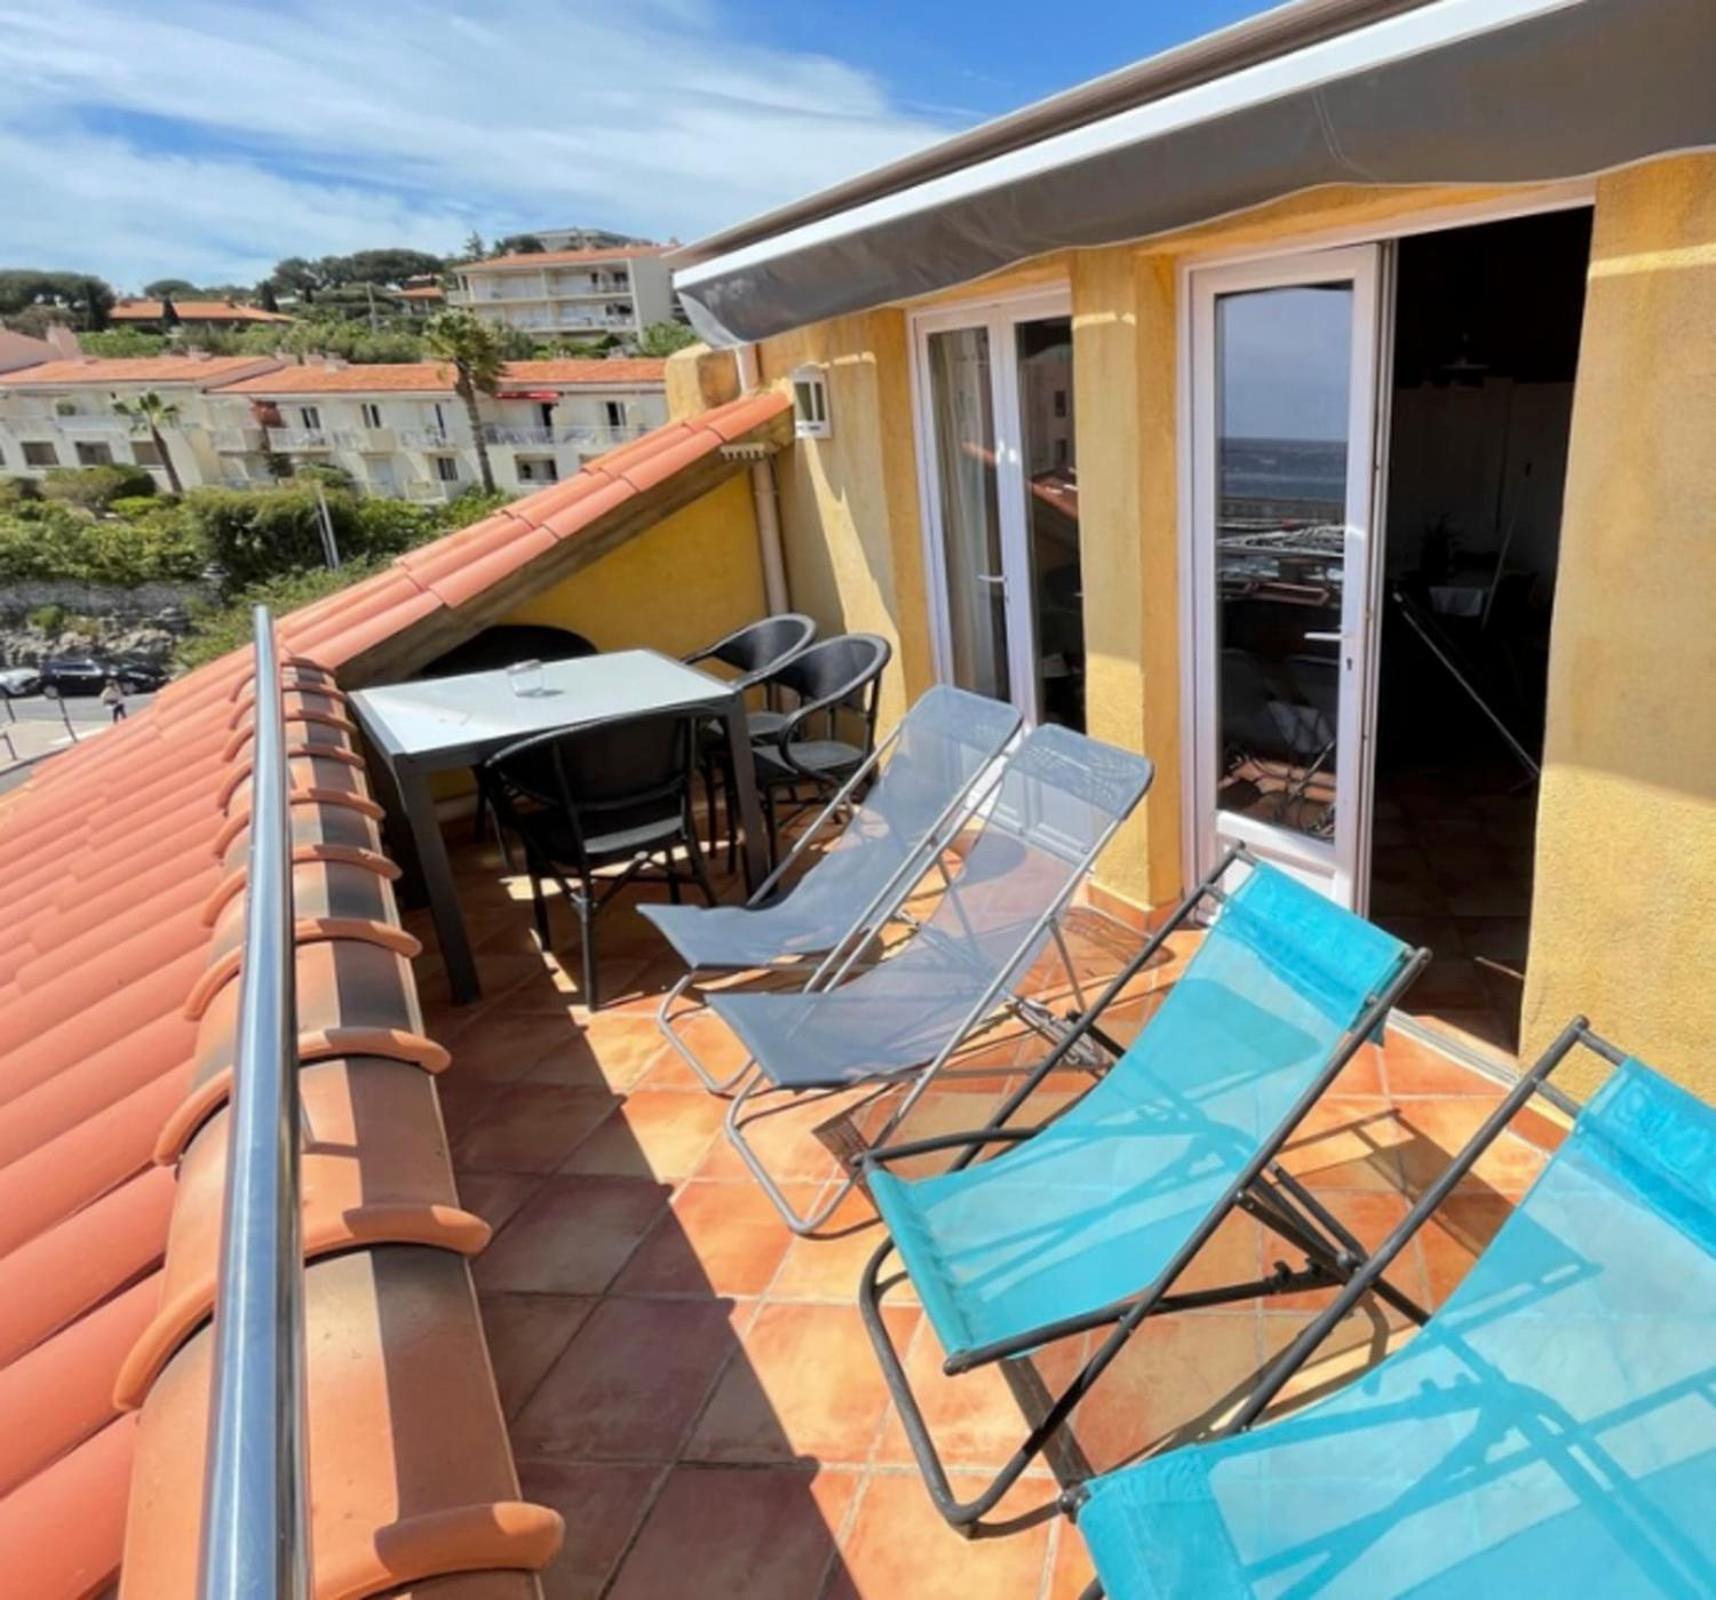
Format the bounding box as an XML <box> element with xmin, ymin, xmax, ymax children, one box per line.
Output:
<box><xmin>199</xmin><ymin>605</ymin><xmax>310</xmax><ymax>1599</ymax></box>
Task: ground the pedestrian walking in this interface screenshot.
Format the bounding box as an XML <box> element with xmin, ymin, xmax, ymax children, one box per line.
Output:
<box><xmin>101</xmin><ymin>676</ymin><xmax>127</xmax><ymax>723</ymax></box>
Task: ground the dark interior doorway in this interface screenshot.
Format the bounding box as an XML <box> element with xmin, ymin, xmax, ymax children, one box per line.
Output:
<box><xmin>1369</xmin><ymin>207</ymin><xmax>1593</xmax><ymax>1056</ymax></box>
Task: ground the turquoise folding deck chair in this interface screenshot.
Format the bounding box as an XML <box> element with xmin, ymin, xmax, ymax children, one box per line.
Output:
<box><xmin>1070</xmin><ymin>1019</ymin><xmax>1716</xmax><ymax>1599</ymax></box>
<box><xmin>859</xmin><ymin>850</ymin><xmax>1431</xmax><ymax>1528</ymax></box>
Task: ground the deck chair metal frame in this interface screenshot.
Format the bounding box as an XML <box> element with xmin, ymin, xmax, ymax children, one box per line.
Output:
<box><xmin>857</xmin><ymin>844</ymin><xmax>1431</xmax><ymax>1530</ymax></box>
<box><xmin>1063</xmin><ymin>1015</ymin><xmax>1626</xmax><ymax>1599</ymax></box>
<box><xmin>723</xmin><ymin>735</ymin><xmax>1155</xmax><ymax>1237</ymax></box>
<box><xmin>655</xmin><ymin>691</ymin><xmax>1022</xmax><ymax>1092</ymax></box>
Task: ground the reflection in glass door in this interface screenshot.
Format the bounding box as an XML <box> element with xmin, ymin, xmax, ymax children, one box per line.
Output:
<box><xmin>1190</xmin><ymin>248</ymin><xmax>1383</xmax><ymax>905</ymax></box>
<box><xmin>924</xmin><ymin>326</ymin><xmax>1010</xmax><ymax>703</ymax></box>
<box><xmin>915</xmin><ymin>294</ymin><xmax>1086</xmax><ymax>730</ymax></box>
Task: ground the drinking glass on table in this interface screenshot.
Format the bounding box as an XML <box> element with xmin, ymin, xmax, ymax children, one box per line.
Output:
<box><xmin>507</xmin><ymin>659</ymin><xmax>545</xmax><ymax>697</ymax></box>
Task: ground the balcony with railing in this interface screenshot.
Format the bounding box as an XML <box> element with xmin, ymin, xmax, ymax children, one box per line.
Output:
<box><xmin>267</xmin><ymin>427</ymin><xmax>331</xmax><ymax>451</ymax></box>
<box><xmin>332</xmin><ymin>427</ymin><xmax>398</xmax><ymax>453</ymax></box>
<box><xmin>212</xmin><ymin>425</ymin><xmax>268</xmax><ymax>453</ymax></box>
<box><xmin>397</xmin><ymin>426</ymin><xmax>460</xmax><ymax>449</ymax></box>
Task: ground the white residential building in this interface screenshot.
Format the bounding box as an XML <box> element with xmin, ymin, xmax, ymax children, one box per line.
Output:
<box><xmin>448</xmin><ymin>247</ymin><xmax>681</xmax><ymax>340</ymax></box>
<box><xmin>208</xmin><ymin>359</ymin><xmax>670</xmax><ymax>500</ymax></box>
<box><xmin>0</xmin><ymin>355</ymin><xmax>284</xmax><ymax>489</ymax></box>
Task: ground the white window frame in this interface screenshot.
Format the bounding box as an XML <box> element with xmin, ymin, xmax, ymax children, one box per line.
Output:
<box><xmin>433</xmin><ymin>454</ymin><xmax>460</xmax><ymax>483</ymax></box>
<box><xmin>908</xmin><ymin>283</ymin><xmax>1072</xmax><ymax>727</ymax></box>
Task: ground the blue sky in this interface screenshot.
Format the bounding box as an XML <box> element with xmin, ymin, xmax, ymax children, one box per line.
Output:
<box><xmin>0</xmin><ymin>0</ymin><xmax>1275</xmax><ymax>290</ymax></box>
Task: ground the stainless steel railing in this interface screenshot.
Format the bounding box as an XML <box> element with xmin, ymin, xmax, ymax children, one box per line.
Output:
<box><xmin>199</xmin><ymin>605</ymin><xmax>310</xmax><ymax>1600</ymax></box>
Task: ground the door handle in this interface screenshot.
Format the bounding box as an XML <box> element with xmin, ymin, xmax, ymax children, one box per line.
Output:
<box><xmin>976</xmin><ymin>572</ymin><xmax>1007</xmax><ymax>588</ymax></box>
<box><xmin>1303</xmin><ymin>631</ymin><xmax>1344</xmax><ymax>643</ymax></box>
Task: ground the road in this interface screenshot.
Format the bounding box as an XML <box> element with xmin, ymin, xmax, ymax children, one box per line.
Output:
<box><xmin>0</xmin><ymin>690</ymin><xmax>159</xmax><ymax>795</ymax></box>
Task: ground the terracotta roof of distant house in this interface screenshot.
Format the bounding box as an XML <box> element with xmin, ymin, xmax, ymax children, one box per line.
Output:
<box><xmin>400</xmin><ymin>284</ymin><xmax>445</xmax><ymax>300</ymax></box>
<box><xmin>111</xmin><ymin>299</ymin><xmax>293</xmax><ymax>325</ymax></box>
<box><xmin>0</xmin><ymin>356</ymin><xmax>284</xmax><ymax>389</ymax></box>
<box><xmin>217</xmin><ymin>358</ymin><xmax>668</xmax><ymax>396</ymax></box>
<box><xmin>0</xmin><ymin>385</ymin><xmax>790</xmax><ymax>1597</ymax></box>
<box><xmin>465</xmin><ymin>245</ymin><xmax>669</xmax><ymax>270</ymax></box>
<box><xmin>500</xmin><ymin>358</ymin><xmax>666</xmax><ymax>386</ymax></box>
<box><xmin>0</xmin><ymin>328</ymin><xmax>55</xmax><ymax>375</ymax></box>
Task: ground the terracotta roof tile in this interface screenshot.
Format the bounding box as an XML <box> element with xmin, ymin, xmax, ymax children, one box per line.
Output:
<box><xmin>0</xmin><ymin>389</ymin><xmax>790</xmax><ymax>1594</ymax></box>
<box><xmin>0</xmin><ymin>356</ymin><xmax>282</xmax><ymax>389</ymax></box>
<box><xmin>112</xmin><ymin>299</ymin><xmax>292</xmax><ymax>324</ymax></box>
<box><xmin>216</xmin><ymin>356</ymin><xmax>667</xmax><ymax>397</ymax></box>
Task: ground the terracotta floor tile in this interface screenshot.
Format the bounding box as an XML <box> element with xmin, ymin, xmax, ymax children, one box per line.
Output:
<box><xmin>823</xmin><ymin>1470</ymin><xmax>1053</xmax><ymax>1599</ymax></box>
<box><xmin>532</xmin><ymin>1018</ymin><xmax>670</xmax><ymax>1092</ymax></box>
<box><xmin>687</xmin><ymin>1301</ymin><xmax>919</xmax><ymax>1467</ymax></box>
<box><xmin>455</xmin><ymin>1170</ymin><xmax>542</xmax><ymax>1235</ymax></box>
<box><xmin>516</xmin><ymin>1459</ymin><xmax>664</xmax><ymax>1600</ymax></box>
<box><xmin>872</xmin><ymin>1315</ymin><xmax>1087</xmax><ymax>1475</ymax></box>
<box><xmin>1048</xmin><ymin>1518</ymin><xmax>1098</xmax><ymax>1600</ymax></box>
<box><xmin>479</xmin><ymin>1292</ymin><xmax>596</xmax><ymax>1419</ymax></box>
<box><xmin>474</xmin><ymin>1174</ymin><xmax>672</xmax><ymax>1295</ymax></box>
<box><xmin>513</xmin><ymin>1296</ymin><xmax>750</xmax><ymax>1461</ymax></box>
<box><xmin>1381</xmin><ymin>1030</ymin><xmax>1507</xmax><ymax>1097</ymax></box>
<box><xmin>1174</xmin><ymin>1208</ymin><xmax>1267</xmax><ymax>1297</ymax></box>
<box><xmin>613</xmin><ymin>1179</ymin><xmax>807</xmax><ymax>1298</ymax></box>
<box><xmin>1417</xmin><ymin>1191</ymin><xmax>1518</xmax><ymax>1306</ymax></box>
<box><xmin>695</xmin><ymin>1091</ymin><xmax>848</xmax><ymax>1185</ymax></box>
<box><xmin>452</xmin><ymin>1082</ymin><xmax>621</xmax><ymax>1173</ymax></box>
<box><xmin>1390</xmin><ymin>1098</ymin><xmax>1546</xmax><ymax>1198</ymax></box>
<box><xmin>638</xmin><ymin>1010</ymin><xmax>757</xmax><ymax>1089</ymax></box>
<box><xmin>444</xmin><ymin>1010</ymin><xmax>572</xmax><ymax>1087</ymax></box>
<box><xmin>1257</xmin><ymin>1305</ymin><xmax>1416</xmax><ymax>1415</ymax></box>
<box><xmin>1064</xmin><ymin>1311</ymin><xmax>1263</xmax><ymax>1475</ymax></box>
<box><xmin>1258</xmin><ymin>1189</ymin><xmax>1429</xmax><ymax>1319</ymax></box>
<box><xmin>769</xmin><ymin>1183</ymin><xmax>916</xmax><ymax>1305</ymax></box>
<box><xmin>608</xmin><ymin>1464</ymin><xmax>859</xmax><ymax>1600</ymax></box>
<box><xmin>560</xmin><ymin>1089</ymin><xmax>727</xmax><ymax>1181</ymax></box>
<box><xmin>1276</xmin><ymin>1096</ymin><xmax>1409</xmax><ymax>1191</ymax></box>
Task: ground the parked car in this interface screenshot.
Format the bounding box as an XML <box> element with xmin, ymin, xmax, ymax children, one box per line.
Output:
<box><xmin>110</xmin><ymin>656</ymin><xmax>168</xmax><ymax>693</ymax></box>
<box><xmin>0</xmin><ymin>666</ymin><xmax>40</xmax><ymax>698</ymax></box>
<box><xmin>38</xmin><ymin>657</ymin><xmax>110</xmax><ymax>698</ymax></box>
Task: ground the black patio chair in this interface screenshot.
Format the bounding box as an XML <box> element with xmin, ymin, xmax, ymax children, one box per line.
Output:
<box><xmin>419</xmin><ymin>623</ymin><xmax>602</xmax><ymax>865</ymax></box>
<box><xmin>482</xmin><ymin>710</ymin><xmax>715</xmax><ymax>1010</ymax></box>
<box><xmin>743</xmin><ymin>632</ymin><xmax>892</xmax><ymax>861</ymax></box>
<box><xmin>685</xmin><ymin>613</ymin><xmax>817</xmax><ymax>840</ymax></box>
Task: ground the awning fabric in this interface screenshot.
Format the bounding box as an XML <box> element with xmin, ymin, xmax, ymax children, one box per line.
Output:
<box><xmin>674</xmin><ymin>0</ymin><xmax>1716</xmax><ymax>346</ymax></box>
<box><xmin>496</xmin><ymin>390</ymin><xmax>558</xmax><ymax>401</ymax></box>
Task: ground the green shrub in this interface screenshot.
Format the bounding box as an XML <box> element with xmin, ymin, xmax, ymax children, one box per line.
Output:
<box><xmin>78</xmin><ymin>329</ymin><xmax>168</xmax><ymax>358</ymax></box>
<box><xmin>0</xmin><ymin>500</ymin><xmax>204</xmax><ymax>584</ymax></box>
<box><xmin>176</xmin><ymin>557</ymin><xmax>389</xmax><ymax>670</ymax></box>
<box><xmin>291</xmin><ymin>462</ymin><xmax>359</xmax><ymax>493</ymax></box>
<box><xmin>0</xmin><ymin>476</ymin><xmax>41</xmax><ymax>507</ymax></box>
<box><xmin>109</xmin><ymin>494</ymin><xmax>164</xmax><ymax>520</ymax></box>
<box><xmin>27</xmin><ymin>603</ymin><xmax>66</xmax><ymax>633</ymax></box>
<box><xmin>40</xmin><ymin>464</ymin><xmax>157</xmax><ymax>510</ymax></box>
<box><xmin>182</xmin><ymin>485</ymin><xmax>356</xmax><ymax>586</ymax></box>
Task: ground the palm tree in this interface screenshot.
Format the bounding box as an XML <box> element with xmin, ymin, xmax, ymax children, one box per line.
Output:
<box><xmin>113</xmin><ymin>390</ymin><xmax>184</xmax><ymax>494</ymax></box>
<box><xmin>424</xmin><ymin>310</ymin><xmax>506</xmax><ymax>493</ymax></box>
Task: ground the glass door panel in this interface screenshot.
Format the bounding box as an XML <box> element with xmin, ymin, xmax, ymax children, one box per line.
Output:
<box><xmin>925</xmin><ymin>326</ymin><xmax>1010</xmax><ymax>704</ymax></box>
<box><xmin>1191</xmin><ymin>248</ymin><xmax>1382</xmax><ymax>906</ymax></box>
<box><xmin>1215</xmin><ymin>284</ymin><xmax>1352</xmax><ymax>840</ymax></box>
<box><xmin>1015</xmin><ymin>316</ymin><xmax>1085</xmax><ymax>730</ymax></box>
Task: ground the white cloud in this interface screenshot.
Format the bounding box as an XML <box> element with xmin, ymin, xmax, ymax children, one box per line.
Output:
<box><xmin>0</xmin><ymin>0</ymin><xmax>957</xmax><ymax>288</ymax></box>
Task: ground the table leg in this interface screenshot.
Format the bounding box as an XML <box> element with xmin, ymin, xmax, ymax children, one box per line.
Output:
<box><xmin>398</xmin><ymin>759</ymin><xmax>481</xmax><ymax>1004</ymax></box>
<box><xmin>719</xmin><ymin>694</ymin><xmax>768</xmax><ymax>891</ymax></box>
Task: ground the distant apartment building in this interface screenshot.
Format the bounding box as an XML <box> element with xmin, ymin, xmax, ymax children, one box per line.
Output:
<box><xmin>398</xmin><ymin>278</ymin><xmax>446</xmax><ymax>317</ymax></box>
<box><xmin>448</xmin><ymin>247</ymin><xmax>682</xmax><ymax>339</ymax></box>
<box><xmin>0</xmin><ymin>355</ymin><xmax>285</xmax><ymax>488</ymax></box>
<box><xmin>109</xmin><ymin>299</ymin><xmax>294</xmax><ymax>333</ymax></box>
<box><xmin>0</xmin><ymin>354</ymin><xmax>668</xmax><ymax>498</ymax></box>
<box><xmin>192</xmin><ymin>358</ymin><xmax>669</xmax><ymax>499</ymax></box>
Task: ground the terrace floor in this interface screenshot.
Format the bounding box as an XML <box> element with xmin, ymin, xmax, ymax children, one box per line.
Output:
<box><xmin>407</xmin><ymin>824</ymin><xmax>1565</xmax><ymax>1600</ymax></box>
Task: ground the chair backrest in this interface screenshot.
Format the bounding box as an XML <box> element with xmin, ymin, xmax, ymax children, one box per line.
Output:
<box><xmin>762</xmin><ymin>686</ymin><xmax>1021</xmax><ymax>949</ymax></box>
<box><xmin>839</xmin><ymin>724</ymin><xmax>1153</xmax><ymax>1009</ymax></box>
<box><xmin>693</xmin><ymin>613</ymin><xmax>817</xmax><ymax>688</ymax></box>
<box><xmin>418</xmin><ymin>623</ymin><xmax>598</xmax><ymax>680</ymax></box>
<box><xmin>773</xmin><ymin>633</ymin><xmax>892</xmax><ymax>749</ymax></box>
<box><xmin>484</xmin><ymin>710</ymin><xmax>696</xmax><ymax>854</ymax></box>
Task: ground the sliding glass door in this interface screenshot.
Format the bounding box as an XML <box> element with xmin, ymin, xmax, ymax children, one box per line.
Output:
<box><xmin>1188</xmin><ymin>246</ymin><xmax>1384</xmax><ymax>905</ymax></box>
<box><xmin>915</xmin><ymin>292</ymin><xmax>1085</xmax><ymax>730</ymax></box>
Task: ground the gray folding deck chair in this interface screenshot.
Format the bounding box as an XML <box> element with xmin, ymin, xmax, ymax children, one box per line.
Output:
<box><xmin>857</xmin><ymin>851</ymin><xmax>1429</xmax><ymax>1527</ymax></box>
<box><xmin>1069</xmin><ymin>1019</ymin><xmax>1716</xmax><ymax>1599</ymax></box>
<box><xmin>712</xmin><ymin>723</ymin><xmax>1156</xmax><ymax>1234</ymax></box>
<box><xmin>641</xmin><ymin>685</ymin><xmax>1022</xmax><ymax>1090</ymax></box>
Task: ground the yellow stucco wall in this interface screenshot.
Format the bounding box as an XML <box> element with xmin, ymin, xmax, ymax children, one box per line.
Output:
<box><xmin>1520</xmin><ymin>154</ymin><xmax>1716</xmax><ymax>1099</ymax></box>
<box><xmin>503</xmin><ymin>472</ymin><xmax>765</xmax><ymax>657</ymax></box>
<box><xmin>755</xmin><ymin>311</ymin><xmax>934</xmax><ymax>730</ymax></box>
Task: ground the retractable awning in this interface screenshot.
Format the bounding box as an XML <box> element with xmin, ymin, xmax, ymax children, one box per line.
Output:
<box><xmin>671</xmin><ymin>0</ymin><xmax>1716</xmax><ymax>346</ymax></box>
